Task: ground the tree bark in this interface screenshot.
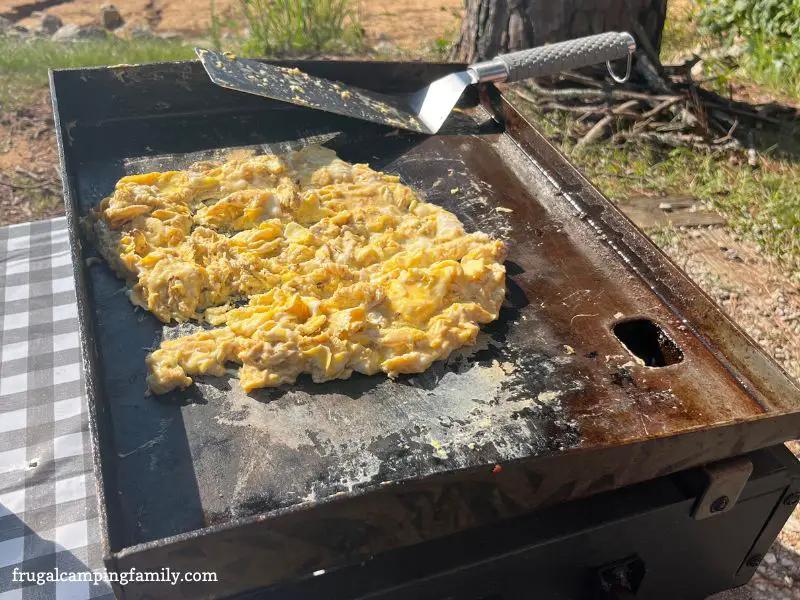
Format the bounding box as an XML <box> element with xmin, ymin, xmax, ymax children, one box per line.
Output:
<box><xmin>452</xmin><ymin>0</ymin><xmax>669</xmax><ymax>63</ymax></box>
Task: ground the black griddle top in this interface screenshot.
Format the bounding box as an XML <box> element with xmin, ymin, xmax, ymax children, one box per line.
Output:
<box><xmin>50</xmin><ymin>60</ymin><xmax>800</xmax><ymax>595</ymax></box>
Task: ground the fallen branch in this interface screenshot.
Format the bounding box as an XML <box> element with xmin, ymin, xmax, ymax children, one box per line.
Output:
<box><xmin>576</xmin><ymin>115</ymin><xmax>614</xmax><ymax>148</ymax></box>
<box><xmin>615</xmin><ymin>131</ymin><xmax>740</xmax><ymax>151</ymax></box>
<box><xmin>704</xmin><ymin>100</ymin><xmax>783</xmax><ymax>125</ymax></box>
<box><xmin>687</xmin><ymin>83</ymin><xmax>710</xmax><ymax>134</ymax></box>
<box><xmin>747</xmin><ymin>130</ymin><xmax>758</xmax><ymax>167</ymax></box>
<box><xmin>576</xmin><ymin>100</ymin><xmax>639</xmax><ymax>148</ymax></box>
<box><xmin>655</xmin><ymin>122</ymin><xmax>688</xmax><ymax>133</ymax></box>
<box><xmin>642</xmin><ymin>97</ymin><xmax>682</xmax><ymax>119</ymax></box>
<box><xmin>661</xmin><ymin>55</ymin><xmax>702</xmax><ymax>77</ymax></box>
<box><xmin>560</xmin><ymin>71</ymin><xmax>608</xmax><ymax>89</ymax></box>
<box><xmin>522</xmin><ymin>80</ymin><xmax>678</xmax><ymax>103</ymax></box>
<box><xmin>14</xmin><ymin>166</ymin><xmax>42</xmax><ymax>181</ymax></box>
<box><xmin>513</xmin><ymin>88</ymin><xmax>543</xmax><ymax>105</ymax></box>
<box><xmin>508</xmin><ymin>42</ymin><xmax>796</xmax><ymax>160</ymax></box>
<box><xmin>632</xmin><ymin>23</ymin><xmax>664</xmax><ymax>75</ymax></box>
<box><xmin>539</xmin><ymin>102</ymin><xmax>640</xmax><ymax>119</ymax></box>
<box><xmin>712</xmin><ymin>118</ymin><xmax>739</xmax><ymax>144</ymax></box>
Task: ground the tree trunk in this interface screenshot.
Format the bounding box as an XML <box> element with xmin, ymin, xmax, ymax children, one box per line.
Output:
<box><xmin>452</xmin><ymin>0</ymin><xmax>668</xmax><ymax>63</ymax></box>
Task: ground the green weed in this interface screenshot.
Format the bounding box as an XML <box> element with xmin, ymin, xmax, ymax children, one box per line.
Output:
<box><xmin>663</xmin><ymin>1</ymin><xmax>800</xmax><ymax>102</ymax></box>
<box><xmin>237</xmin><ymin>0</ymin><xmax>363</xmax><ymax>57</ymax></box>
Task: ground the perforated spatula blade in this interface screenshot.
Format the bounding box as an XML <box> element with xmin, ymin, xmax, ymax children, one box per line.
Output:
<box><xmin>196</xmin><ymin>33</ymin><xmax>634</xmax><ymax>135</ymax></box>
<box><xmin>196</xmin><ymin>48</ymin><xmax>432</xmax><ymax>133</ymax></box>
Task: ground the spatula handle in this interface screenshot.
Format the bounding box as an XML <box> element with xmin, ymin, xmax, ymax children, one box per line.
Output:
<box><xmin>468</xmin><ymin>32</ymin><xmax>636</xmax><ymax>84</ymax></box>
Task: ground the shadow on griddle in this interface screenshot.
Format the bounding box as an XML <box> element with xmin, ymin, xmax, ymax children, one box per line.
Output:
<box><xmin>175</xmin><ymin>376</ymin><xmax>231</xmax><ymax>406</ymax></box>
<box><xmin>437</xmin><ymin>112</ymin><xmax>503</xmax><ymax>136</ymax></box>
<box><xmin>80</xmin><ymin>258</ymin><xmax>206</xmax><ymax>547</ymax></box>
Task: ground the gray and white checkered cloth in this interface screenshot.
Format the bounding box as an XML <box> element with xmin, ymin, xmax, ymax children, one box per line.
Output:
<box><xmin>0</xmin><ymin>217</ymin><xmax>113</xmax><ymax>600</ymax></box>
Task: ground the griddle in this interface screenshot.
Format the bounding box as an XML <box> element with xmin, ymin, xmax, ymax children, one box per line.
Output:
<box><xmin>49</xmin><ymin>60</ymin><xmax>800</xmax><ymax>599</ymax></box>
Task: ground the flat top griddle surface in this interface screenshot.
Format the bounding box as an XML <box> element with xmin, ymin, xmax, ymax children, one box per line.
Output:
<box><xmin>51</xmin><ymin>61</ymin><xmax>800</xmax><ymax>554</ymax></box>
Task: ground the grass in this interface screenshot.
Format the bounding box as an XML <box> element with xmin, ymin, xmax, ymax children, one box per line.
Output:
<box><xmin>0</xmin><ymin>37</ymin><xmax>195</xmax><ymax>106</ymax></box>
<box><xmin>714</xmin><ymin>35</ymin><xmax>800</xmax><ymax>102</ymax></box>
<box><xmin>660</xmin><ymin>3</ymin><xmax>800</xmax><ymax>103</ymax></box>
<box><xmin>219</xmin><ymin>0</ymin><xmax>363</xmax><ymax>57</ymax></box>
<box><xmin>659</xmin><ymin>4</ymin><xmax>800</xmax><ymax>265</ymax></box>
<box><xmin>519</xmin><ymin>103</ymin><xmax>800</xmax><ymax>271</ymax></box>
<box><xmin>0</xmin><ymin>0</ymin><xmax>364</xmax><ymax>103</ymax></box>
<box><xmin>660</xmin><ymin>5</ymin><xmax>698</xmax><ymax>61</ymax></box>
<box><xmin>506</xmin><ymin>2</ymin><xmax>800</xmax><ymax>272</ymax></box>
<box><xmin>27</xmin><ymin>187</ymin><xmax>63</xmax><ymax>215</ymax></box>
<box><xmin>581</xmin><ymin>146</ymin><xmax>800</xmax><ymax>266</ymax></box>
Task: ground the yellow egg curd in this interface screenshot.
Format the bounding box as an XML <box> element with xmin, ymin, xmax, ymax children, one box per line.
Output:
<box><xmin>85</xmin><ymin>146</ymin><xmax>506</xmax><ymax>394</ymax></box>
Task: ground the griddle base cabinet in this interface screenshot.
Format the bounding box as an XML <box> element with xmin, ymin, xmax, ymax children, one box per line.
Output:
<box><xmin>234</xmin><ymin>445</ymin><xmax>798</xmax><ymax>600</ymax></box>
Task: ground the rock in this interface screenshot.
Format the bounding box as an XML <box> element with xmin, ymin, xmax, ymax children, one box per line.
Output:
<box><xmin>52</xmin><ymin>23</ymin><xmax>81</xmax><ymax>40</ymax></box>
<box><xmin>101</xmin><ymin>4</ymin><xmax>124</xmax><ymax>30</ymax></box>
<box><xmin>78</xmin><ymin>25</ymin><xmax>108</xmax><ymax>39</ymax></box>
<box><xmin>128</xmin><ymin>24</ymin><xmax>154</xmax><ymax>38</ymax></box>
<box><xmin>374</xmin><ymin>41</ymin><xmax>398</xmax><ymax>55</ymax></box>
<box><xmin>690</xmin><ymin>58</ymin><xmax>704</xmax><ymax>79</ymax></box>
<box><xmin>1</xmin><ymin>19</ymin><xmax>28</xmax><ymax>38</ymax></box>
<box><xmin>52</xmin><ymin>23</ymin><xmax>108</xmax><ymax>41</ymax></box>
<box><xmin>747</xmin><ymin>147</ymin><xmax>758</xmax><ymax>168</ymax></box>
<box><xmin>41</xmin><ymin>14</ymin><xmax>63</xmax><ymax>35</ymax></box>
<box><xmin>725</xmin><ymin>43</ymin><xmax>746</xmax><ymax>59</ymax></box>
<box><xmin>0</xmin><ymin>18</ymin><xmax>31</xmax><ymax>38</ymax></box>
<box><xmin>764</xmin><ymin>552</ymin><xmax>777</xmax><ymax>565</ymax></box>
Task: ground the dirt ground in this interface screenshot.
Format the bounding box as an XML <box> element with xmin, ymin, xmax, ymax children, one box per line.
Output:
<box><xmin>1</xmin><ymin>0</ymin><xmax>463</xmax><ymax>49</ymax></box>
<box><xmin>658</xmin><ymin>227</ymin><xmax>800</xmax><ymax>379</ymax></box>
<box><xmin>0</xmin><ymin>94</ymin><xmax>63</xmax><ymax>224</ymax></box>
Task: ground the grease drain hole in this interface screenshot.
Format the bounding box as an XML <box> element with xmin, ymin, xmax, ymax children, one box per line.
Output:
<box><xmin>613</xmin><ymin>318</ymin><xmax>684</xmax><ymax>367</ymax></box>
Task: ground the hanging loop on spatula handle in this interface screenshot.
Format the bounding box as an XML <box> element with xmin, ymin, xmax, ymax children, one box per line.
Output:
<box><xmin>467</xmin><ymin>31</ymin><xmax>636</xmax><ymax>84</ymax></box>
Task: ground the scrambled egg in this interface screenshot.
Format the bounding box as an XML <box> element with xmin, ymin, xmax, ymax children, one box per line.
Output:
<box><xmin>86</xmin><ymin>147</ymin><xmax>506</xmax><ymax>394</ymax></box>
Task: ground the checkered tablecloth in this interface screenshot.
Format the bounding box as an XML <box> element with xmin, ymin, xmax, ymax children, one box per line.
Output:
<box><xmin>0</xmin><ymin>218</ymin><xmax>113</xmax><ymax>600</ymax></box>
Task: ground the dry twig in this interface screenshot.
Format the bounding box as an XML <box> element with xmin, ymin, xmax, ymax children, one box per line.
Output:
<box><xmin>510</xmin><ymin>42</ymin><xmax>797</xmax><ymax>156</ymax></box>
<box><xmin>523</xmin><ymin>80</ymin><xmax>677</xmax><ymax>103</ymax></box>
<box><xmin>576</xmin><ymin>100</ymin><xmax>639</xmax><ymax>148</ymax></box>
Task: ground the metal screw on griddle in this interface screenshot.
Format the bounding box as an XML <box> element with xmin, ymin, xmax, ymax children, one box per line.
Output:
<box><xmin>783</xmin><ymin>492</ymin><xmax>800</xmax><ymax>507</ymax></box>
<box><xmin>710</xmin><ymin>495</ymin><xmax>729</xmax><ymax>513</ymax></box>
<box><xmin>746</xmin><ymin>554</ymin><xmax>763</xmax><ymax>568</ymax></box>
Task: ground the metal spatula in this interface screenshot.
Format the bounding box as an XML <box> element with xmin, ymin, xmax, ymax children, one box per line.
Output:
<box><xmin>196</xmin><ymin>31</ymin><xmax>635</xmax><ymax>135</ymax></box>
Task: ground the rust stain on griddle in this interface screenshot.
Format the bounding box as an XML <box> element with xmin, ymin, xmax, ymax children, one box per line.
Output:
<box><xmin>133</xmin><ymin>123</ymin><xmax>772</xmax><ymax>525</ymax></box>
